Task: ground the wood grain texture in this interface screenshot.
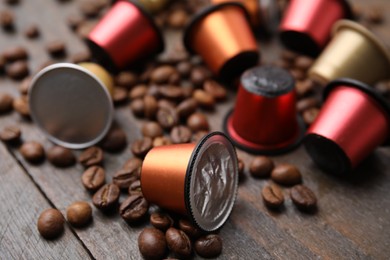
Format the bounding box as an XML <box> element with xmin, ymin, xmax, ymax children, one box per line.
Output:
<box><xmin>0</xmin><ymin>0</ymin><xmax>390</xmax><ymax>259</ymax></box>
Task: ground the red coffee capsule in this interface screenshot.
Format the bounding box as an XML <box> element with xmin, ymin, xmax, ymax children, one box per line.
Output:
<box><xmin>183</xmin><ymin>2</ymin><xmax>259</xmax><ymax>81</ymax></box>
<box><xmin>279</xmin><ymin>0</ymin><xmax>353</xmax><ymax>56</ymax></box>
<box><xmin>87</xmin><ymin>0</ymin><xmax>164</xmax><ymax>70</ymax></box>
<box><xmin>224</xmin><ymin>66</ymin><xmax>305</xmax><ymax>154</ymax></box>
<box><xmin>141</xmin><ymin>132</ymin><xmax>238</xmax><ymax>232</ymax></box>
<box><xmin>304</xmin><ymin>79</ymin><xmax>390</xmax><ymax>175</ymax></box>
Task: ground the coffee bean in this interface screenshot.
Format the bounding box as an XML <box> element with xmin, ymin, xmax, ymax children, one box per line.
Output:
<box><xmin>46</xmin><ymin>40</ymin><xmax>66</xmax><ymax>57</ymax></box>
<box><xmin>70</xmin><ymin>51</ymin><xmax>91</xmax><ymax>64</ymax></box>
<box><xmin>122</xmin><ymin>157</ymin><xmax>143</xmax><ymax>171</ymax></box>
<box><xmin>77</xmin><ymin>21</ymin><xmax>98</xmax><ymax>38</ymax></box>
<box><xmin>150</xmin><ymin>65</ymin><xmax>176</xmax><ymax>84</ymax></box>
<box><xmin>37</xmin><ymin>208</ymin><xmax>64</xmax><ymax>240</ymax></box>
<box><xmin>170</xmin><ymin>126</ymin><xmax>192</xmax><ymax>144</ymax></box>
<box><xmin>0</xmin><ymin>125</ymin><xmax>21</xmax><ymax>144</ymax></box>
<box><xmin>92</xmin><ymin>183</ymin><xmax>120</xmax><ymax>210</ymax></box>
<box><xmin>24</xmin><ymin>24</ymin><xmax>40</xmax><ymax>39</ymax></box>
<box><xmin>129</xmin><ymin>84</ymin><xmax>148</xmax><ymax>100</ymax></box>
<box><xmin>271</xmin><ymin>164</ymin><xmax>302</xmax><ymax>186</ymax></box>
<box><xmin>168</xmin><ymin>71</ymin><xmax>181</xmax><ymax>85</ymax></box>
<box><xmin>296</xmin><ymin>79</ymin><xmax>314</xmax><ymax>97</ymax></box>
<box><xmin>193</xmin><ymin>89</ymin><xmax>215</xmax><ymax>109</ymax></box>
<box><xmin>153</xmin><ymin>136</ymin><xmax>172</xmax><ymax>147</ymax></box>
<box><xmin>5</xmin><ymin>0</ymin><xmax>20</xmax><ymax>5</ymax></box>
<box><xmin>7</xmin><ymin>61</ymin><xmax>29</xmax><ymax>80</ymax></box>
<box><xmin>131</xmin><ymin>137</ymin><xmax>153</xmax><ymax>158</ymax></box>
<box><xmin>119</xmin><ymin>194</ymin><xmax>149</xmax><ymax>223</ymax></box>
<box><xmin>167</xmin><ymin>9</ymin><xmax>188</xmax><ymax>29</ymax></box>
<box><xmin>78</xmin><ymin>146</ymin><xmax>104</xmax><ymax>167</ymax></box>
<box><xmin>194</xmin><ymin>234</ymin><xmax>223</xmax><ymax>258</ymax></box>
<box><xmin>47</xmin><ymin>145</ymin><xmax>76</xmax><ymax>168</ymax></box>
<box><xmin>250</xmin><ymin>156</ymin><xmax>274</xmax><ymax>178</ymax></box>
<box><xmin>0</xmin><ymin>55</ymin><xmax>5</xmax><ymax>71</ymax></box>
<box><xmin>157</xmin><ymin>107</ymin><xmax>179</xmax><ymax>130</ymax></box>
<box><xmin>142</xmin><ymin>122</ymin><xmax>163</xmax><ymax>138</ymax></box>
<box><xmin>100</xmin><ymin>127</ymin><xmax>127</xmax><ymax>152</ymax></box>
<box><xmin>66</xmin><ymin>201</ymin><xmax>92</xmax><ymax>227</ymax></box>
<box><xmin>0</xmin><ymin>9</ymin><xmax>14</xmax><ymax>30</ymax></box>
<box><xmin>139</xmin><ymin>63</ymin><xmax>155</xmax><ymax>83</ymax></box>
<box><xmin>158</xmin><ymin>99</ymin><xmax>176</xmax><ymax>110</ymax></box>
<box><xmin>130</xmin><ymin>98</ymin><xmax>145</xmax><ymax>117</ymax></box>
<box><xmin>20</xmin><ymin>141</ymin><xmax>45</xmax><ymax>163</ymax></box>
<box><xmin>19</xmin><ymin>76</ymin><xmax>31</xmax><ymax>95</ymax></box>
<box><xmin>297</xmin><ymin>97</ymin><xmax>319</xmax><ymax>113</ymax></box>
<box><xmin>262</xmin><ymin>184</ymin><xmax>284</xmax><ymax>209</ymax></box>
<box><xmin>138</xmin><ymin>227</ymin><xmax>167</xmax><ymax>260</ymax></box>
<box><xmin>303</xmin><ymin>107</ymin><xmax>319</xmax><ymax>125</ymax></box>
<box><xmin>113</xmin><ymin>166</ymin><xmax>140</xmax><ymax>190</ymax></box>
<box><xmin>290</xmin><ymin>184</ymin><xmax>317</xmax><ymax>212</ymax></box>
<box><xmin>67</xmin><ymin>14</ymin><xmax>85</xmax><ymax>31</ymax></box>
<box><xmin>159</xmin><ymin>86</ymin><xmax>183</xmax><ymax>101</ymax></box>
<box><xmin>13</xmin><ymin>96</ymin><xmax>30</xmax><ymax>117</ymax></box>
<box><xmin>178</xmin><ymin>219</ymin><xmax>202</xmax><ymax>239</ymax></box>
<box><xmin>176</xmin><ymin>98</ymin><xmax>198</xmax><ymax>119</ymax></box>
<box><xmin>192</xmin><ymin>130</ymin><xmax>209</xmax><ymax>143</ymax></box>
<box><xmin>280</xmin><ymin>49</ymin><xmax>298</xmax><ymax>63</ymax></box>
<box><xmin>187</xmin><ymin>112</ymin><xmax>209</xmax><ymax>132</ymax></box>
<box><xmin>294</xmin><ymin>56</ymin><xmax>314</xmax><ymax>71</ymax></box>
<box><xmin>147</xmin><ymin>84</ymin><xmax>161</xmax><ymax>98</ymax></box>
<box><xmin>166</xmin><ymin>227</ymin><xmax>192</xmax><ymax>258</ymax></box>
<box><xmin>203</xmin><ymin>80</ymin><xmax>227</xmax><ymax>101</ymax></box>
<box><xmin>3</xmin><ymin>46</ymin><xmax>28</xmax><ymax>62</ymax></box>
<box><xmin>115</xmin><ymin>71</ymin><xmax>138</xmax><ymax>89</ymax></box>
<box><xmin>274</xmin><ymin>59</ymin><xmax>292</xmax><ymax>69</ymax></box>
<box><xmin>191</xmin><ymin>66</ymin><xmax>210</xmax><ymax>87</ymax></box>
<box><xmin>80</xmin><ymin>0</ymin><xmax>104</xmax><ymax>17</ymax></box>
<box><xmin>366</xmin><ymin>7</ymin><xmax>383</xmax><ymax>24</ymax></box>
<box><xmin>110</xmin><ymin>87</ymin><xmax>127</xmax><ymax>105</ymax></box>
<box><xmin>176</xmin><ymin>61</ymin><xmax>192</xmax><ymax>78</ymax></box>
<box><xmin>182</xmin><ymin>86</ymin><xmax>194</xmax><ymax>99</ymax></box>
<box><xmin>81</xmin><ymin>166</ymin><xmax>106</xmax><ymax>192</ymax></box>
<box><xmin>128</xmin><ymin>180</ymin><xmax>142</xmax><ymax>196</ymax></box>
<box><xmin>375</xmin><ymin>81</ymin><xmax>390</xmax><ymax>97</ymax></box>
<box><xmin>150</xmin><ymin>212</ymin><xmax>174</xmax><ymax>231</ymax></box>
<box><xmin>238</xmin><ymin>157</ymin><xmax>245</xmax><ymax>180</ymax></box>
<box><xmin>144</xmin><ymin>95</ymin><xmax>158</xmax><ymax>119</ymax></box>
<box><xmin>0</xmin><ymin>93</ymin><xmax>13</xmax><ymax>113</ymax></box>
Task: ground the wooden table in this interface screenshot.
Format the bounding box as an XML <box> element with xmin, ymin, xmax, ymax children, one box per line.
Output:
<box><xmin>1</xmin><ymin>0</ymin><xmax>389</xmax><ymax>259</ymax></box>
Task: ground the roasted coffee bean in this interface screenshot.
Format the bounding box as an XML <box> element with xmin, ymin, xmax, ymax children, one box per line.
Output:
<box><xmin>129</xmin><ymin>84</ymin><xmax>148</xmax><ymax>100</ymax></box>
<box><xmin>274</xmin><ymin>59</ymin><xmax>292</xmax><ymax>69</ymax></box>
<box><xmin>187</xmin><ymin>112</ymin><xmax>209</xmax><ymax>132</ymax></box>
<box><xmin>147</xmin><ymin>84</ymin><xmax>161</xmax><ymax>98</ymax></box>
<box><xmin>191</xmin><ymin>66</ymin><xmax>210</xmax><ymax>87</ymax></box>
<box><xmin>297</xmin><ymin>97</ymin><xmax>319</xmax><ymax>113</ymax></box>
<box><xmin>157</xmin><ymin>107</ymin><xmax>179</xmax><ymax>130</ymax></box>
<box><xmin>203</xmin><ymin>80</ymin><xmax>227</xmax><ymax>101</ymax></box>
<box><xmin>122</xmin><ymin>157</ymin><xmax>143</xmax><ymax>171</ymax></box>
<box><xmin>170</xmin><ymin>126</ymin><xmax>192</xmax><ymax>144</ymax></box>
<box><xmin>130</xmin><ymin>98</ymin><xmax>145</xmax><ymax>117</ymax></box>
<box><xmin>142</xmin><ymin>122</ymin><xmax>163</xmax><ymax>138</ymax></box>
<box><xmin>92</xmin><ymin>183</ymin><xmax>120</xmax><ymax>210</ymax></box>
<box><xmin>119</xmin><ymin>194</ymin><xmax>149</xmax><ymax>223</ymax></box>
<box><xmin>3</xmin><ymin>46</ymin><xmax>28</xmax><ymax>62</ymax></box>
<box><xmin>24</xmin><ymin>24</ymin><xmax>40</xmax><ymax>39</ymax></box>
<box><xmin>159</xmin><ymin>86</ymin><xmax>183</xmax><ymax>101</ymax></box>
<box><xmin>280</xmin><ymin>49</ymin><xmax>298</xmax><ymax>63</ymax></box>
<box><xmin>194</xmin><ymin>234</ymin><xmax>223</xmax><ymax>258</ymax></box>
<box><xmin>238</xmin><ymin>157</ymin><xmax>245</xmax><ymax>180</ymax></box>
<box><xmin>112</xmin><ymin>87</ymin><xmax>128</xmax><ymax>105</ymax></box>
<box><xmin>0</xmin><ymin>125</ymin><xmax>21</xmax><ymax>143</ymax></box>
<box><xmin>19</xmin><ymin>76</ymin><xmax>31</xmax><ymax>95</ymax></box>
<box><xmin>13</xmin><ymin>96</ymin><xmax>30</xmax><ymax>117</ymax></box>
<box><xmin>375</xmin><ymin>81</ymin><xmax>390</xmax><ymax>97</ymax></box>
<box><xmin>167</xmin><ymin>9</ymin><xmax>188</xmax><ymax>29</ymax></box>
<box><xmin>153</xmin><ymin>136</ymin><xmax>172</xmax><ymax>147</ymax></box>
<box><xmin>100</xmin><ymin>127</ymin><xmax>127</xmax><ymax>152</ymax></box>
<box><xmin>66</xmin><ymin>201</ymin><xmax>92</xmax><ymax>227</ymax></box>
<box><xmin>366</xmin><ymin>7</ymin><xmax>383</xmax><ymax>24</ymax></box>
<box><xmin>158</xmin><ymin>99</ymin><xmax>176</xmax><ymax>110</ymax></box>
<box><xmin>182</xmin><ymin>86</ymin><xmax>194</xmax><ymax>98</ymax></box>
<box><xmin>296</xmin><ymin>79</ymin><xmax>314</xmax><ymax>97</ymax></box>
<box><xmin>0</xmin><ymin>93</ymin><xmax>13</xmax><ymax>113</ymax></box>
<box><xmin>46</xmin><ymin>40</ymin><xmax>66</xmax><ymax>57</ymax></box>
<box><xmin>70</xmin><ymin>51</ymin><xmax>91</xmax><ymax>64</ymax></box>
<box><xmin>271</xmin><ymin>164</ymin><xmax>302</xmax><ymax>186</ymax></box>
<box><xmin>290</xmin><ymin>184</ymin><xmax>317</xmax><ymax>212</ymax></box>
<box><xmin>144</xmin><ymin>95</ymin><xmax>158</xmax><ymax>119</ymax></box>
<box><xmin>150</xmin><ymin>212</ymin><xmax>174</xmax><ymax>231</ymax></box>
<box><xmin>290</xmin><ymin>69</ymin><xmax>306</xmax><ymax>81</ymax></box>
<box><xmin>0</xmin><ymin>9</ymin><xmax>14</xmax><ymax>30</ymax></box>
<box><xmin>80</xmin><ymin>0</ymin><xmax>104</xmax><ymax>17</ymax></box>
<box><xmin>37</xmin><ymin>208</ymin><xmax>64</xmax><ymax>240</ymax></box>
<box><xmin>128</xmin><ymin>180</ymin><xmax>142</xmax><ymax>196</ymax></box>
<box><xmin>139</xmin><ymin>63</ymin><xmax>155</xmax><ymax>83</ymax></box>
<box><xmin>115</xmin><ymin>71</ymin><xmax>138</xmax><ymax>89</ymax></box>
<box><xmin>138</xmin><ymin>227</ymin><xmax>167</xmax><ymax>260</ymax></box>
<box><xmin>294</xmin><ymin>56</ymin><xmax>314</xmax><ymax>71</ymax></box>
<box><xmin>168</xmin><ymin>71</ymin><xmax>181</xmax><ymax>85</ymax></box>
<box><xmin>250</xmin><ymin>156</ymin><xmax>274</xmax><ymax>178</ymax></box>
<box><xmin>262</xmin><ymin>184</ymin><xmax>284</xmax><ymax>209</ymax></box>
<box><xmin>150</xmin><ymin>65</ymin><xmax>176</xmax><ymax>84</ymax></box>
<box><xmin>176</xmin><ymin>98</ymin><xmax>197</xmax><ymax>119</ymax></box>
<box><xmin>47</xmin><ymin>145</ymin><xmax>76</xmax><ymax>167</ymax></box>
<box><xmin>81</xmin><ymin>166</ymin><xmax>105</xmax><ymax>192</ymax></box>
<box><xmin>193</xmin><ymin>89</ymin><xmax>215</xmax><ymax>109</ymax></box>
<box><xmin>192</xmin><ymin>130</ymin><xmax>208</xmax><ymax>143</ymax></box>
<box><xmin>166</xmin><ymin>227</ymin><xmax>192</xmax><ymax>258</ymax></box>
<box><xmin>67</xmin><ymin>14</ymin><xmax>85</xmax><ymax>31</ymax></box>
<box><xmin>78</xmin><ymin>146</ymin><xmax>104</xmax><ymax>167</ymax></box>
<box><xmin>0</xmin><ymin>55</ymin><xmax>5</xmax><ymax>71</ymax></box>
<box><xmin>113</xmin><ymin>166</ymin><xmax>140</xmax><ymax>189</ymax></box>
<box><xmin>131</xmin><ymin>137</ymin><xmax>153</xmax><ymax>158</ymax></box>
<box><xmin>303</xmin><ymin>107</ymin><xmax>319</xmax><ymax>125</ymax></box>
<box><xmin>20</xmin><ymin>141</ymin><xmax>45</xmax><ymax>163</ymax></box>
<box><xmin>176</xmin><ymin>61</ymin><xmax>192</xmax><ymax>77</ymax></box>
<box><xmin>5</xmin><ymin>0</ymin><xmax>20</xmax><ymax>5</ymax></box>
<box><xmin>7</xmin><ymin>61</ymin><xmax>29</xmax><ymax>80</ymax></box>
<box><xmin>178</xmin><ymin>219</ymin><xmax>202</xmax><ymax>239</ymax></box>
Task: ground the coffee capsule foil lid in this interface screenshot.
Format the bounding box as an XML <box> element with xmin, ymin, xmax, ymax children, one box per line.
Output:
<box><xmin>185</xmin><ymin>132</ymin><xmax>239</xmax><ymax>231</ymax></box>
<box><xmin>29</xmin><ymin>63</ymin><xmax>114</xmax><ymax>149</ymax></box>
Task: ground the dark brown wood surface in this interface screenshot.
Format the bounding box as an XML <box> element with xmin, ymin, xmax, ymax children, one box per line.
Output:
<box><xmin>0</xmin><ymin>0</ymin><xmax>389</xmax><ymax>259</ymax></box>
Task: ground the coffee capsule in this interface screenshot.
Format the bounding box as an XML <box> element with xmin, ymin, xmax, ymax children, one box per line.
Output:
<box><xmin>223</xmin><ymin>65</ymin><xmax>305</xmax><ymax>154</ymax></box>
<box><xmin>304</xmin><ymin>78</ymin><xmax>390</xmax><ymax>175</ymax></box>
<box><xmin>183</xmin><ymin>2</ymin><xmax>259</xmax><ymax>80</ymax></box>
<box><xmin>87</xmin><ymin>0</ymin><xmax>164</xmax><ymax>71</ymax></box>
<box><xmin>308</xmin><ymin>20</ymin><xmax>390</xmax><ymax>85</ymax></box>
<box><xmin>141</xmin><ymin>132</ymin><xmax>238</xmax><ymax>232</ymax></box>
<box><xmin>29</xmin><ymin>63</ymin><xmax>114</xmax><ymax>149</ymax></box>
<box><xmin>279</xmin><ymin>0</ymin><xmax>353</xmax><ymax>56</ymax></box>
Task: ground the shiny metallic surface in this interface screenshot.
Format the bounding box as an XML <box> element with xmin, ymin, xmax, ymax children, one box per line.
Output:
<box><xmin>224</xmin><ymin>66</ymin><xmax>305</xmax><ymax>154</ymax></box>
<box><xmin>305</xmin><ymin>79</ymin><xmax>390</xmax><ymax>174</ymax></box>
<box><xmin>309</xmin><ymin>20</ymin><xmax>390</xmax><ymax>85</ymax></box>
<box><xmin>141</xmin><ymin>132</ymin><xmax>238</xmax><ymax>232</ymax></box>
<box><xmin>87</xmin><ymin>0</ymin><xmax>164</xmax><ymax>70</ymax></box>
<box><xmin>184</xmin><ymin>3</ymin><xmax>259</xmax><ymax>79</ymax></box>
<box><xmin>29</xmin><ymin>63</ymin><xmax>114</xmax><ymax>149</ymax></box>
<box><xmin>137</xmin><ymin>0</ymin><xmax>170</xmax><ymax>13</ymax></box>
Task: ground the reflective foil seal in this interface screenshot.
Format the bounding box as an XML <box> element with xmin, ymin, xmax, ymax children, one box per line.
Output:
<box><xmin>183</xmin><ymin>2</ymin><xmax>259</xmax><ymax>81</ymax></box>
<box><xmin>141</xmin><ymin>132</ymin><xmax>239</xmax><ymax>232</ymax></box>
<box><xmin>224</xmin><ymin>66</ymin><xmax>305</xmax><ymax>154</ymax></box>
<box><xmin>87</xmin><ymin>0</ymin><xmax>164</xmax><ymax>71</ymax></box>
<box><xmin>29</xmin><ymin>63</ymin><xmax>114</xmax><ymax>149</ymax></box>
<box><xmin>279</xmin><ymin>0</ymin><xmax>353</xmax><ymax>56</ymax></box>
<box><xmin>308</xmin><ymin>20</ymin><xmax>390</xmax><ymax>85</ymax></box>
<box><xmin>304</xmin><ymin>78</ymin><xmax>390</xmax><ymax>175</ymax></box>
